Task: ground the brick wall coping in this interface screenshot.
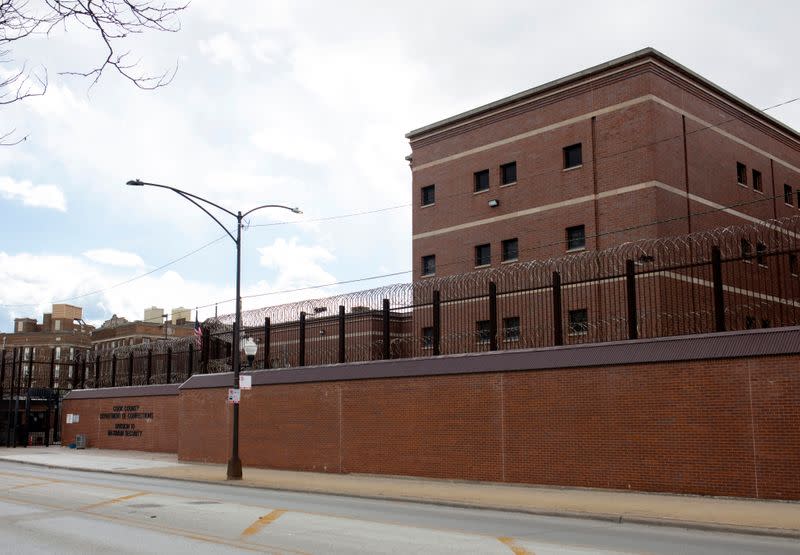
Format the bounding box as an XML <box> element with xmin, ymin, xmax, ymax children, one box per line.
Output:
<box><xmin>64</xmin><ymin>383</ymin><xmax>179</xmax><ymax>400</ymax></box>
<box><xmin>180</xmin><ymin>326</ymin><xmax>800</xmax><ymax>390</ymax></box>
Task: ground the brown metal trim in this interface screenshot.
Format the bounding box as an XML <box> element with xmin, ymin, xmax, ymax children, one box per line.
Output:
<box><xmin>180</xmin><ymin>327</ymin><xmax>800</xmax><ymax>390</ymax></box>
<box><xmin>64</xmin><ymin>383</ymin><xmax>179</xmax><ymax>400</ymax></box>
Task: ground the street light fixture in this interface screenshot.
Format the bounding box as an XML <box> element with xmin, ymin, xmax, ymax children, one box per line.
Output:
<box><xmin>124</xmin><ymin>178</ymin><xmax>301</xmax><ymax>479</ymax></box>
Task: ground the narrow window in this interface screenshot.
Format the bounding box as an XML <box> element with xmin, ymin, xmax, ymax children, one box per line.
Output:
<box><xmin>790</xmin><ymin>254</ymin><xmax>798</xmax><ymax>276</ymax></box>
<box><xmin>474</xmin><ymin>169</ymin><xmax>490</xmax><ymax>192</ymax></box>
<box><xmin>756</xmin><ymin>241</ymin><xmax>767</xmax><ymax>266</ymax></box>
<box><xmin>500</xmin><ymin>162</ymin><xmax>517</xmax><ymax>185</ymax></box>
<box><xmin>736</xmin><ymin>162</ymin><xmax>747</xmax><ymax>185</ymax></box>
<box><xmin>422</xmin><ymin>327</ymin><xmax>433</xmax><ymax>349</ymax></box>
<box><xmin>797</xmin><ymin>191</ymin><xmax>800</xmax><ymax>208</ymax></box>
<box><xmin>476</xmin><ymin>320</ymin><xmax>491</xmax><ymax>343</ymax></box>
<box><xmin>741</xmin><ymin>239</ymin><xmax>752</xmax><ymax>261</ymax></box>
<box><xmin>501</xmin><ymin>238</ymin><xmax>518</xmax><ymax>262</ymax></box>
<box><xmin>503</xmin><ymin>317</ymin><xmax>520</xmax><ymax>341</ymax></box>
<box><xmin>566</xmin><ymin>225</ymin><xmax>586</xmax><ymax>251</ymax></box>
<box><xmin>568</xmin><ymin>309</ymin><xmax>589</xmax><ymax>335</ymax></box>
<box><xmin>421</xmin><ymin>184</ymin><xmax>435</xmax><ymax>206</ymax></box>
<box><xmin>745</xmin><ymin>316</ymin><xmax>757</xmax><ymax>329</ymax></box>
<box><xmin>761</xmin><ymin>319</ymin><xmax>771</xmax><ymax>329</ymax></box>
<box><xmin>752</xmin><ymin>170</ymin><xmax>762</xmax><ymax>192</ymax></box>
<box><xmin>475</xmin><ymin>243</ymin><xmax>491</xmax><ymax>267</ymax></box>
<box><xmin>421</xmin><ymin>255</ymin><xmax>436</xmax><ymax>276</ymax></box>
<box><xmin>563</xmin><ymin>143</ymin><xmax>582</xmax><ymax>169</ymax></box>
<box><xmin>785</xmin><ymin>184</ymin><xmax>793</xmax><ymax>206</ymax></box>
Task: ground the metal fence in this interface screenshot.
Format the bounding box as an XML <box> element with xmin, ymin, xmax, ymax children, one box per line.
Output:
<box><xmin>3</xmin><ymin>215</ymin><xmax>800</xmax><ymax>394</ymax></box>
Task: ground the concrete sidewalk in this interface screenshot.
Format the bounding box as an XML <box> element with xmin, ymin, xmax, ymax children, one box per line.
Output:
<box><xmin>1</xmin><ymin>447</ymin><xmax>798</xmax><ymax>538</ymax></box>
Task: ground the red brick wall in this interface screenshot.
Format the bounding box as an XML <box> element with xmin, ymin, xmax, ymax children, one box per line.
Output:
<box><xmin>177</xmin><ymin>354</ymin><xmax>800</xmax><ymax>500</ymax></box>
<box><xmin>62</xmin><ymin>394</ymin><xmax>178</xmax><ymax>453</ymax></box>
<box><xmin>410</xmin><ymin>59</ymin><xmax>800</xmax><ymax>280</ymax></box>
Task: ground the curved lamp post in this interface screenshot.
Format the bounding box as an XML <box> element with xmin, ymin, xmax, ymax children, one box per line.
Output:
<box><xmin>125</xmin><ymin>179</ymin><xmax>300</xmax><ymax>479</ymax></box>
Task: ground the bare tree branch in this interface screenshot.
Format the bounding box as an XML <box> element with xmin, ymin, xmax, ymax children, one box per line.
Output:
<box><xmin>1</xmin><ymin>0</ymin><xmax>187</xmax><ymax>143</ymax></box>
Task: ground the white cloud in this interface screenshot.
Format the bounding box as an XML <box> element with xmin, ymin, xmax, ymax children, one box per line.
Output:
<box><xmin>83</xmin><ymin>249</ymin><xmax>145</xmax><ymax>268</ymax></box>
<box><xmin>251</xmin><ymin>127</ymin><xmax>336</xmax><ymax>164</ymax></box>
<box><xmin>197</xmin><ymin>33</ymin><xmax>250</xmax><ymax>72</ymax></box>
<box><xmin>257</xmin><ymin>237</ymin><xmax>335</xmax><ymax>291</ymax></box>
<box><xmin>0</xmin><ymin>176</ymin><xmax>67</xmax><ymax>212</ymax></box>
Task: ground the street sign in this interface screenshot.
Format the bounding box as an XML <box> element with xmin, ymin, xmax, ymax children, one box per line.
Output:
<box><xmin>239</xmin><ymin>375</ymin><xmax>252</xmax><ymax>390</ymax></box>
<box><xmin>227</xmin><ymin>388</ymin><xmax>240</xmax><ymax>404</ymax></box>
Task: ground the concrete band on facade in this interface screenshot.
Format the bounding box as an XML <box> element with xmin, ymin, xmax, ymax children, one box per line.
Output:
<box><xmin>178</xmin><ymin>326</ymin><xmax>800</xmax><ymax>389</ymax></box>
<box><xmin>65</xmin><ymin>383</ymin><xmax>179</xmax><ymax>400</ymax></box>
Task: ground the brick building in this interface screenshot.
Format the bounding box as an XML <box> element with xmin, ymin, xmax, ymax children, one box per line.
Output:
<box><xmin>407</xmin><ymin>47</ymin><xmax>800</xmax><ymax>280</ymax></box>
<box><xmin>92</xmin><ymin>311</ymin><xmax>196</xmax><ymax>353</ymax></box>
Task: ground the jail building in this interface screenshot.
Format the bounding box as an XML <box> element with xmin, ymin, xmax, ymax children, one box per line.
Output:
<box><xmin>407</xmin><ymin>47</ymin><xmax>800</xmax><ymax>281</ymax></box>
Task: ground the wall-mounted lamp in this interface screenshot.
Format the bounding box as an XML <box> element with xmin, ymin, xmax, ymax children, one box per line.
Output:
<box><xmin>319</xmin><ymin>329</ymin><xmax>326</xmax><ymax>336</ymax></box>
<box><xmin>488</xmin><ymin>199</ymin><xmax>499</xmax><ymax>208</ymax></box>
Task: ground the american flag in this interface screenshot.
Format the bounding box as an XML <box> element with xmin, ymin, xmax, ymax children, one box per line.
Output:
<box><xmin>194</xmin><ymin>312</ymin><xmax>203</xmax><ymax>350</ymax></box>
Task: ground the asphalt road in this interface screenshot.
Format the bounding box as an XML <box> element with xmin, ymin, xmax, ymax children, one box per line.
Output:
<box><xmin>0</xmin><ymin>461</ymin><xmax>797</xmax><ymax>555</ymax></box>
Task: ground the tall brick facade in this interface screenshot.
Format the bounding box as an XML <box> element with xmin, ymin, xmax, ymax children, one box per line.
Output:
<box><xmin>407</xmin><ymin>48</ymin><xmax>800</xmax><ymax>280</ymax></box>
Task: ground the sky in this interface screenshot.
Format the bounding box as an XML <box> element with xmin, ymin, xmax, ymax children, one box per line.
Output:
<box><xmin>1</xmin><ymin>0</ymin><xmax>799</xmax><ymax>331</ymax></box>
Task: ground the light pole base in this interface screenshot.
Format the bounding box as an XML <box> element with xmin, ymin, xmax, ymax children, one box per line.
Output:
<box><xmin>226</xmin><ymin>456</ymin><xmax>243</xmax><ymax>480</ymax></box>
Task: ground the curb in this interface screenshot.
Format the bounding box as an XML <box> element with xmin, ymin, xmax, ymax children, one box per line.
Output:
<box><xmin>2</xmin><ymin>457</ymin><xmax>799</xmax><ymax>540</ymax></box>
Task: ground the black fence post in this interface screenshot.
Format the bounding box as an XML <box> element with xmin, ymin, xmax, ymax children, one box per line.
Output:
<box><xmin>188</xmin><ymin>343</ymin><xmax>195</xmax><ymax>377</ymax></box>
<box><xmin>94</xmin><ymin>355</ymin><xmax>100</xmax><ymax>388</ymax></box>
<box><xmin>111</xmin><ymin>354</ymin><xmax>117</xmax><ymax>387</ymax></box>
<box><xmin>338</xmin><ymin>306</ymin><xmax>346</xmax><ymax>364</ymax></box>
<box><xmin>299</xmin><ymin>311</ymin><xmax>306</xmax><ymax>367</ymax></box>
<box><xmin>625</xmin><ymin>259</ymin><xmax>638</xmax><ymax>340</ymax></box>
<box><xmin>433</xmin><ymin>290</ymin><xmax>441</xmax><ymax>356</ymax></box>
<box><xmin>166</xmin><ymin>348</ymin><xmax>173</xmax><ymax>384</ymax></box>
<box><xmin>201</xmin><ymin>328</ymin><xmax>210</xmax><ymax>374</ymax></box>
<box><xmin>6</xmin><ymin>348</ymin><xmax>16</xmax><ymax>447</ymax></box>
<box><xmin>489</xmin><ymin>282</ymin><xmax>498</xmax><ymax>351</ymax></box>
<box><xmin>0</xmin><ymin>349</ymin><xmax>5</xmax><ymax>412</ymax></box>
<box><xmin>25</xmin><ymin>349</ymin><xmax>33</xmax><ymax>391</ymax></box>
<box><xmin>712</xmin><ymin>245</ymin><xmax>726</xmax><ymax>332</ymax></box>
<box><xmin>552</xmin><ymin>271</ymin><xmax>564</xmax><ymax>346</ymax></box>
<box><xmin>146</xmin><ymin>350</ymin><xmax>153</xmax><ymax>385</ymax></box>
<box><xmin>81</xmin><ymin>356</ymin><xmax>87</xmax><ymax>389</ymax></box>
<box><xmin>382</xmin><ymin>298</ymin><xmax>391</xmax><ymax>359</ymax></box>
<box><xmin>48</xmin><ymin>348</ymin><xmax>55</xmax><ymax>389</ymax></box>
<box><xmin>128</xmin><ymin>352</ymin><xmax>134</xmax><ymax>386</ymax></box>
<box><xmin>263</xmin><ymin>317</ymin><xmax>271</xmax><ymax>369</ymax></box>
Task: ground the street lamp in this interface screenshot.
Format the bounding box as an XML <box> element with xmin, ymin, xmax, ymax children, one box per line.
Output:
<box><xmin>243</xmin><ymin>338</ymin><xmax>257</xmax><ymax>368</ymax></box>
<box><xmin>125</xmin><ymin>179</ymin><xmax>301</xmax><ymax>479</ymax></box>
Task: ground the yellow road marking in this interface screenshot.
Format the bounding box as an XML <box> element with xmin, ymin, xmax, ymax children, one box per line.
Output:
<box><xmin>81</xmin><ymin>491</ymin><xmax>149</xmax><ymax>511</ymax></box>
<box><xmin>499</xmin><ymin>536</ymin><xmax>535</xmax><ymax>555</ymax></box>
<box><xmin>241</xmin><ymin>509</ymin><xmax>287</xmax><ymax>537</ymax></box>
<box><xmin>7</xmin><ymin>479</ymin><xmax>62</xmax><ymax>490</ymax></box>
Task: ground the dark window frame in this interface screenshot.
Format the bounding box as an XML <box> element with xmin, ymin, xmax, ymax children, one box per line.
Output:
<box><xmin>421</xmin><ymin>326</ymin><xmax>434</xmax><ymax>349</ymax></box>
<box><xmin>741</xmin><ymin>239</ymin><xmax>752</xmax><ymax>261</ymax></box>
<box><xmin>500</xmin><ymin>162</ymin><xmax>517</xmax><ymax>185</ymax></box>
<box><xmin>790</xmin><ymin>253</ymin><xmax>798</xmax><ymax>276</ymax></box>
<box><xmin>474</xmin><ymin>169</ymin><xmax>490</xmax><ymax>192</ymax></box>
<box><xmin>566</xmin><ymin>225</ymin><xmax>586</xmax><ymax>251</ymax></box>
<box><xmin>421</xmin><ymin>184</ymin><xmax>435</xmax><ymax>206</ymax></box>
<box><xmin>475</xmin><ymin>243</ymin><xmax>491</xmax><ymax>267</ymax></box>
<box><xmin>785</xmin><ymin>184</ymin><xmax>794</xmax><ymax>206</ymax></box>
<box><xmin>503</xmin><ymin>316</ymin><xmax>520</xmax><ymax>342</ymax></box>
<box><xmin>756</xmin><ymin>241</ymin><xmax>767</xmax><ymax>267</ymax></box>
<box><xmin>568</xmin><ymin>308</ymin><xmax>589</xmax><ymax>336</ymax></box>
<box><xmin>563</xmin><ymin>143</ymin><xmax>582</xmax><ymax>169</ymax></box>
<box><xmin>476</xmin><ymin>320</ymin><xmax>491</xmax><ymax>344</ymax></box>
<box><xmin>737</xmin><ymin>162</ymin><xmax>747</xmax><ymax>185</ymax></box>
<box><xmin>752</xmin><ymin>169</ymin><xmax>762</xmax><ymax>192</ymax></box>
<box><xmin>501</xmin><ymin>238</ymin><xmax>519</xmax><ymax>262</ymax></box>
<box><xmin>421</xmin><ymin>254</ymin><xmax>436</xmax><ymax>276</ymax></box>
